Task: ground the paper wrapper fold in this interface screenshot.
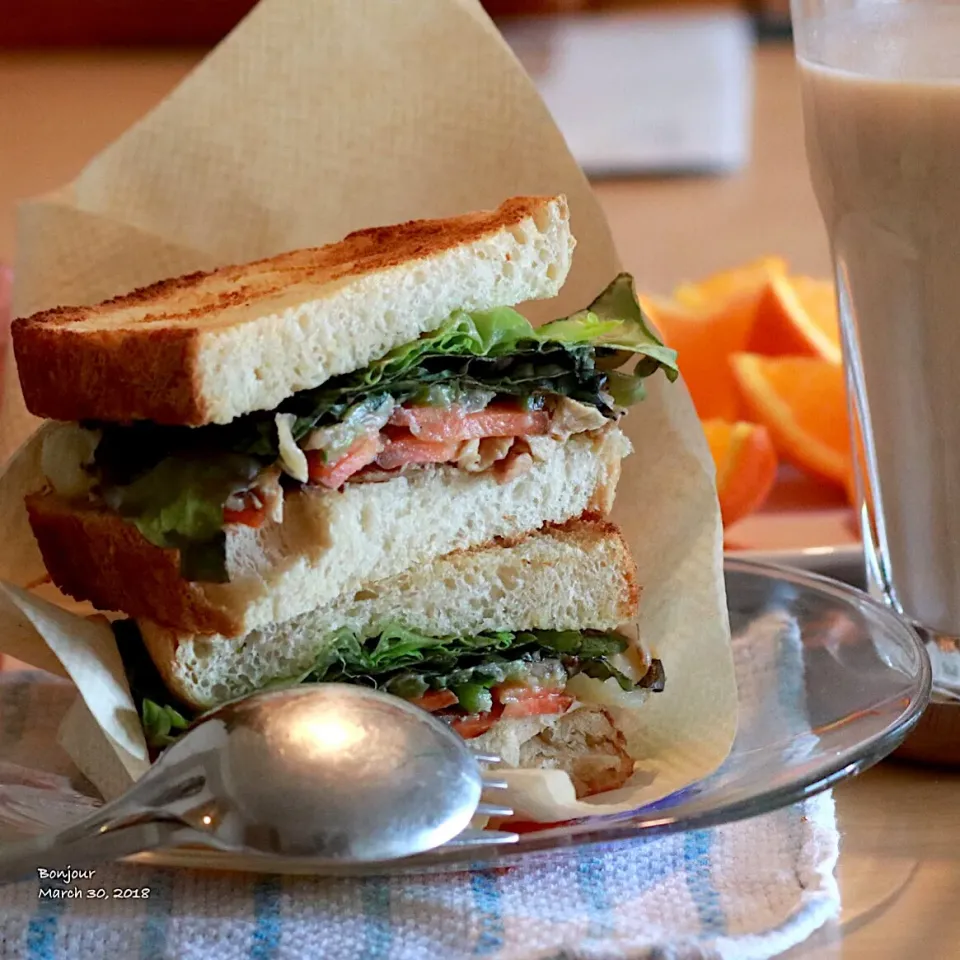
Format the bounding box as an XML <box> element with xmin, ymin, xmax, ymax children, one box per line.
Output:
<box><xmin>0</xmin><ymin>0</ymin><xmax>736</xmax><ymax>824</ymax></box>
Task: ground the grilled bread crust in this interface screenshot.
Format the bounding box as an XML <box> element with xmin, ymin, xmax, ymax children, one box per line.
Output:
<box><xmin>13</xmin><ymin>196</ymin><xmax>574</xmax><ymax>425</ymax></box>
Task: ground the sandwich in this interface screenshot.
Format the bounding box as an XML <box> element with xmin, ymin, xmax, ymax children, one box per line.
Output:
<box><xmin>13</xmin><ymin>196</ymin><xmax>676</xmax><ymax>640</ymax></box>
<box><xmin>12</xmin><ymin>195</ymin><xmax>677</xmax><ymax>797</ymax></box>
<box><xmin>119</xmin><ymin>517</ymin><xmax>665</xmax><ymax>798</ymax></box>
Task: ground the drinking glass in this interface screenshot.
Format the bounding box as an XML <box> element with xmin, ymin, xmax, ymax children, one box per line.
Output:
<box><xmin>791</xmin><ymin>0</ymin><xmax>960</xmax><ymax>683</ymax></box>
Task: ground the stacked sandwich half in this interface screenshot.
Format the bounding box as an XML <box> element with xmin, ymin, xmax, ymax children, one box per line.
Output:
<box><xmin>13</xmin><ymin>196</ymin><xmax>677</xmax><ymax>798</ymax></box>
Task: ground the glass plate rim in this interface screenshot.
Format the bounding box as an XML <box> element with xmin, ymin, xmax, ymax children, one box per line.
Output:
<box><xmin>732</xmin><ymin>542</ymin><xmax>864</xmax><ymax>571</ymax></box>
<box><xmin>127</xmin><ymin>556</ymin><xmax>931</xmax><ymax>876</ymax></box>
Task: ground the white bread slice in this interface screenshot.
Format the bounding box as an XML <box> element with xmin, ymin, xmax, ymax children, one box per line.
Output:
<box><xmin>138</xmin><ymin>517</ymin><xmax>640</xmax><ymax>710</ymax></box>
<box><xmin>13</xmin><ymin>196</ymin><xmax>574</xmax><ymax>426</ymax></box>
<box><xmin>27</xmin><ymin>425</ymin><xmax>631</xmax><ymax>637</ymax></box>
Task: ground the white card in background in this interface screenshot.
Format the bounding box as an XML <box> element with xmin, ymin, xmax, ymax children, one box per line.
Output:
<box><xmin>502</xmin><ymin>11</ymin><xmax>754</xmax><ymax>176</ymax></box>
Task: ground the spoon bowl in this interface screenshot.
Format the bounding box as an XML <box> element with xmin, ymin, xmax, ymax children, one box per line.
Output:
<box><xmin>171</xmin><ymin>684</ymin><xmax>485</xmax><ymax>860</ymax></box>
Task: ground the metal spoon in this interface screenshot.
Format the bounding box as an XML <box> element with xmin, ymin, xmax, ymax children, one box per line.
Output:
<box><xmin>0</xmin><ymin>684</ymin><xmax>515</xmax><ymax>882</ymax></box>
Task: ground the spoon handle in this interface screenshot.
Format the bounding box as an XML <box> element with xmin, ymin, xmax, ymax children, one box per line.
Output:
<box><xmin>0</xmin><ymin>819</ymin><xmax>190</xmax><ymax>884</ymax></box>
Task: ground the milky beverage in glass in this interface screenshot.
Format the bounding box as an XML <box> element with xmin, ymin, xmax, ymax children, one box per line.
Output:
<box><xmin>795</xmin><ymin>2</ymin><xmax>960</xmax><ymax>638</ymax></box>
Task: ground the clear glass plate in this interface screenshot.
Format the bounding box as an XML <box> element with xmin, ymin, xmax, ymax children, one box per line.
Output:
<box><xmin>0</xmin><ymin>557</ymin><xmax>930</xmax><ymax>876</ymax></box>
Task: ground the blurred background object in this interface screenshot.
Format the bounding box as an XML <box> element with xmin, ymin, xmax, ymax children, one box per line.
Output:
<box><xmin>0</xmin><ymin>264</ymin><xmax>10</xmax><ymax>420</ymax></box>
<box><xmin>0</xmin><ymin>262</ymin><xmax>11</xmax><ymax>672</ymax></box>
<box><xmin>2</xmin><ymin>2</ymin><xmax>756</xmax><ymax>177</ymax></box>
<box><xmin>1</xmin><ymin>0</ymin><xmax>781</xmax><ymax>48</ymax></box>
<box><xmin>502</xmin><ymin>10</ymin><xmax>753</xmax><ymax>175</ymax></box>
<box><xmin>1</xmin><ymin>1</ymin><xmax>257</xmax><ymax>47</ymax></box>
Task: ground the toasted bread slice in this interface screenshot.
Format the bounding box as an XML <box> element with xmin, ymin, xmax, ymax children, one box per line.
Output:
<box><xmin>12</xmin><ymin>196</ymin><xmax>573</xmax><ymax>426</ymax></box>
<box><xmin>137</xmin><ymin>517</ymin><xmax>639</xmax><ymax>710</ymax></box>
<box><xmin>27</xmin><ymin>426</ymin><xmax>630</xmax><ymax>637</ymax></box>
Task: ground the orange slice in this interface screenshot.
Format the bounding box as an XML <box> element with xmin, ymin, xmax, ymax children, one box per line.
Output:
<box><xmin>702</xmin><ymin>419</ymin><xmax>778</xmax><ymax>527</ymax></box>
<box><xmin>673</xmin><ymin>256</ymin><xmax>788</xmax><ymax>309</ymax></box>
<box><xmin>750</xmin><ymin>274</ymin><xmax>842</xmax><ymax>364</ymax></box>
<box><xmin>642</xmin><ymin>294</ymin><xmax>757</xmax><ymax>421</ymax></box>
<box><xmin>729</xmin><ymin>353</ymin><xmax>851</xmax><ymax>487</ymax></box>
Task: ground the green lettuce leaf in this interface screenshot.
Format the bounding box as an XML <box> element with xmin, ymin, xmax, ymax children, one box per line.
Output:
<box><xmin>539</xmin><ymin>273</ymin><xmax>679</xmax><ymax>365</ymax></box>
<box><xmin>350</xmin><ymin>272</ymin><xmax>677</xmax><ymax>378</ymax></box>
<box><xmin>112</xmin><ymin>619</ymin><xmax>195</xmax><ymax>749</ymax></box>
<box><xmin>140</xmin><ymin>698</ymin><xmax>190</xmax><ymax>749</ymax></box>
<box><xmin>450</xmin><ymin>682</ymin><xmax>493</xmax><ymax>714</ymax></box>
<box><xmin>304</xmin><ymin>623</ymin><xmax>632</xmax><ymax>697</ymax></box>
<box><xmin>101</xmin><ymin>454</ymin><xmax>261</xmax><ymax>581</ymax></box>
<box><xmin>305</xmin><ymin>623</ymin><xmax>518</xmax><ymax>683</ymax></box>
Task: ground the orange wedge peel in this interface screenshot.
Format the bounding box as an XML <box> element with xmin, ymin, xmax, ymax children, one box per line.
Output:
<box><xmin>642</xmin><ymin>295</ymin><xmax>756</xmax><ymax>421</ymax></box>
<box><xmin>729</xmin><ymin>353</ymin><xmax>851</xmax><ymax>488</ymax></box>
<box><xmin>702</xmin><ymin>419</ymin><xmax>779</xmax><ymax>527</ymax></box>
<box><xmin>641</xmin><ymin>258</ymin><xmax>854</xmax><ymax>527</ymax></box>
<box><xmin>642</xmin><ymin>258</ymin><xmax>786</xmax><ymax>421</ymax></box>
<box><xmin>672</xmin><ymin>256</ymin><xmax>788</xmax><ymax>309</ymax></box>
<box><xmin>749</xmin><ymin>274</ymin><xmax>842</xmax><ymax>364</ymax></box>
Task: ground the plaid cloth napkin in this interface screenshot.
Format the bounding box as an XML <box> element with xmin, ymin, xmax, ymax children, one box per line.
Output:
<box><xmin>0</xmin><ymin>614</ymin><xmax>840</xmax><ymax>959</ymax></box>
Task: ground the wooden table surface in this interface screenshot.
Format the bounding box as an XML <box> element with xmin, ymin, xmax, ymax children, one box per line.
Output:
<box><xmin>2</xmin><ymin>41</ymin><xmax>958</xmax><ymax>957</ymax></box>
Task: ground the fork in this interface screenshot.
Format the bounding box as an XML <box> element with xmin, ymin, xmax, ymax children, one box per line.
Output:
<box><xmin>440</xmin><ymin>750</ymin><xmax>519</xmax><ymax>848</ymax></box>
<box><xmin>0</xmin><ymin>685</ymin><xmax>520</xmax><ymax>881</ymax></box>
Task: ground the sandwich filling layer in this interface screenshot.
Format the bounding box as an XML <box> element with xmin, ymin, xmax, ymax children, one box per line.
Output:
<box><xmin>41</xmin><ymin>274</ymin><xmax>677</xmax><ymax>582</ymax></box>
<box><xmin>117</xmin><ymin>618</ymin><xmax>664</xmax><ymax>757</ymax></box>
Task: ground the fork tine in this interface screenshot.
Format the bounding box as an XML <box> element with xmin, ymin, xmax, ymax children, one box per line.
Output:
<box><xmin>469</xmin><ymin>751</ymin><xmax>502</xmax><ymax>764</ymax></box>
<box><xmin>481</xmin><ymin>777</ymin><xmax>509</xmax><ymax>791</ymax></box>
<box><xmin>476</xmin><ymin>802</ymin><xmax>514</xmax><ymax>818</ymax></box>
<box><xmin>442</xmin><ymin>829</ymin><xmax>520</xmax><ymax>847</ymax></box>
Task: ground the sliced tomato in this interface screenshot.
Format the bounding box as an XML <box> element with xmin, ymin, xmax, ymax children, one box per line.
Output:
<box><xmin>375</xmin><ymin>428</ymin><xmax>461</xmax><ymax>471</ymax></box>
<box><xmin>449</xmin><ymin>712</ymin><xmax>500</xmax><ymax>739</ymax></box>
<box><xmin>223</xmin><ymin>491</ymin><xmax>267</xmax><ymax>528</ymax></box>
<box><xmin>498</xmin><ymin>688</ymin><xmax>573</xmax><ymax>719</ymax></box>
<box><xmin>306</xmin><ymin>434</ymin><xmax>382</xmax><ymax>488</ymax></box>
<box><xmin>409</xmin><ymin>689</ymin><xmax>459</xmax><ymax>712</ymax></box>
<box><xmin>390</xmin><ymin>402</ymin><xmax>550</xmax><ymax>443</ymax></box>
